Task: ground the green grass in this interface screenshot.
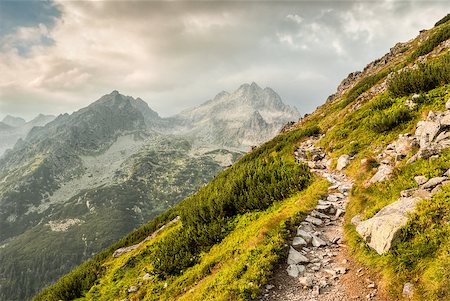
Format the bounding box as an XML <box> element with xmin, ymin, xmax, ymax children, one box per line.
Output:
<box><xmin>78</xmin><ymin>178</ymin><xmax>328</xmax><ymax>301</ymax></box>
<box><xmin>345</xmin><ymin>151</ymin><xmax>450</xmax><ymax>300</ymax></box>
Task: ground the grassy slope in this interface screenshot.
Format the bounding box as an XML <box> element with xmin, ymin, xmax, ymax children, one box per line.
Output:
<box><xmin>33</xmin><ymin>124</ymin><xmax>320</xmax><ymax>301</ymax></box>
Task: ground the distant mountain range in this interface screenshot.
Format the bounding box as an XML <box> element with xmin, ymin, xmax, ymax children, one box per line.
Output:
<box><xmin>0</xmin><ymin>82</ymin><xmax>299</xmax><ymax>300</ymax></box>
<box><xmin>0</xmin><ymin>114</ymin><xmax>55</xmax><ymax>157</ymax></box>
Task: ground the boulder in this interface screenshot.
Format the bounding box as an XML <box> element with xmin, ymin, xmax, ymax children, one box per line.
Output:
<box><xmin>414</xmin><ymin>176</ymin><xmax>427</xmax><ymax>185</ymax></box>
<box><xmin>293</xmin><ymin>236</ymin><xmax>307</xmax><ymax>247</ymax></box>
<box><xmin>305</xmin><ymin>216</ymin><xmax>323</xmax><ymax>226</ymax></box>
<box><xmin>336</xmin><ymin>154</ymin><xmax>350</xmax><ymax>170</ymax></box>
<box><xmin>297</xmin><ymin>229</ymin><xmax>313</xmax><ymax>244</ymax></box>
<box><xmin>311</xmin><ymin>235</ymin><xmax>327</xmax><ymax>247</ymax></box>
<box><xmin>422</xmin><ymin>177</ymin><xmax>447</xmax><ymax>189</ymax></box>
<box><xmin>369</xmin><ymin>164</ymin><xmax>393</xmax><ymax>184</ymax></box>
<box><xmin>287</xmin><ymin>264</ymin><xmax>305</xmax><ymax>277</ymax></box>
<box><xmin>415</xmin><ymin>120</ymin><xmax>440</xmax><ymax>148</ymax></box>
<box><xmin>287</xmin><ymin>246</ymin><xmax>309</xmax><ymax>264</ymax></box>
<box><xmin>356</xmin><ymin>197</ymin><xmax>422</xmax><ymax>254</ymax></box>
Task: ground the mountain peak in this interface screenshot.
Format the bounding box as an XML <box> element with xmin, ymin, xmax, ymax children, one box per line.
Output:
<box><xmin>237</xmin><ymin>82</ymin><xmax>262</xmax><ymax>93</ymax></box>
<box><xmin>2</xmin><ymin>115</ymin><xmax>26</xmax><ymax>127</ymax></box>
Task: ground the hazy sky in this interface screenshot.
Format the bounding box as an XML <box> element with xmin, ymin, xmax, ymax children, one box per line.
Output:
<box><xmin>0</xmin><ymin>1</ymin><xmax>448</xmax><ymax>121</ymax></box>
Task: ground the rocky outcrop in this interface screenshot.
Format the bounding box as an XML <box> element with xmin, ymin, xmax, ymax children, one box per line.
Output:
<box><xmin>367</xmin><ymin>103</ymin><xmax>450</xmax><ymax>186</ymax></box>
<box><xmin>356</xmin><ymin>197</ymin><xmax>422</xmax><ymax>255</ymax></box>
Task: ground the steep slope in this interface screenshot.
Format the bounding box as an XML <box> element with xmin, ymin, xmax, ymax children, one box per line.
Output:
<box><xmin>165</xmin><ymin>82</ymin><xmax>300</xmax><ymax>149</ymax></box>
<box><xmin>33</xmin><ymin>15</ymin><xmax>450</xmax><ymax>301</ymax></box>
<box><xmin>0</xmin><ymin>85</ymin><xmax>293</xmax><ymax>300</ymax></box>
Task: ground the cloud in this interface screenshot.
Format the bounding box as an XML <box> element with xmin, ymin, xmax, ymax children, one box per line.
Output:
<box><xmin>0</xmin><ymin>1</ymin><xmax>448</xmax><ymax>120</ymax></box>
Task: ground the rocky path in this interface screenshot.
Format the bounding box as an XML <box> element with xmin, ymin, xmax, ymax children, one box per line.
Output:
<box><xmin>258</xmin><ymin>139</ymin><xmax>388</xmax><ymax>301</ymax></box>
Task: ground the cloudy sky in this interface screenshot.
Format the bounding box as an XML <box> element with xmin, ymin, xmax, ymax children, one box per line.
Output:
<box><xmin>0</xmin><ymin>1</ymin><xmax>448</xmax><ymax>120</ymax></box>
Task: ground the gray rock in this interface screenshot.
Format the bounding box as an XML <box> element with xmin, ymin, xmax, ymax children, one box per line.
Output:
<box><xmin>336</xmin><ymin>154</ymin><xmax>350</xmax><ymax>171</ymax></box>
<box><xmin>311</xmin><ymin>235</ymin><xmax>327</xmax><ymax>247</ymax></box>
<box><xmin>316</xmin><ymin>204</ymin><xmax>332</xmax><ymax>212</ymax></box>
<box><xmin>402</xmin><ymin>282</ymin><xmax>415</xmax><ymax>298</ymax></box>
<box><xmin>287</xmin><ymin>246</ymin><xmax>310</xmax><ymax>264</ymax></box>
<box><xmin>335</xmin><ymin>208</ymin><xmax>345</xmax><ymax>218</ymax></box>
<box><xmin>356</xmin><ymin>197</ymin><xmax>422</xmax><ymax>254</ymax></box>
<box><xmin>369</xmin><ymin>164</ymin><xmax>393</xmax><ymax>184</ymax></box>
<box><xmin>287</xmin><ymin>264</ymin><xmax>305</xmax><ymax>277</ymax></box>
<box><xmin>143</xmin><ymin>273</ymin><xmax>151</xmax><ymax>280</ymax></box>
<box><xmin>299</xmin><ymin>276</ymin><xmax>314</xmax><ymax>288</ymax></box>
<box><xmin>414</xmin><ymin>176</ymin><xmax>427</xmax><ymax>185</ymax></box>
<box><xmin>297</xmin><ymin>229</ymin><xmax>313</xmax><ymax>244</ymax></box>
<box><xmin>415</xmin><ymin>120</ymin><xmax>440</xmax><ymax>148</ymax></box>
<box><xmin>293</xmin><ymin>236</ymin><xmax>308</xmax><ymax>247</ymax></box>
<box><xmin>422</xmin><ymin>177</ymin><xmax>447</xmax><ymax>189</ymax></box>
<box><xmin>311</xmin><ymin>210</ymin><xmax>330</xmax><ymax>219</ymax></box>
<box><xmin>305</xmin><ymin>216</ymin><xmax>323</xmax><ymax>226</ymax></box>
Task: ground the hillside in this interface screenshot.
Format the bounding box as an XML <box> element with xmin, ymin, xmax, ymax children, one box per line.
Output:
<box><xmin>0</xmin><ymin>85</ymin><xmax>296</xmax><ymax>300</ymax></box>
<box><xmin>32</xmin><ymin>15</ymin><xmax>450</xmax><ymax>301</ymax></box>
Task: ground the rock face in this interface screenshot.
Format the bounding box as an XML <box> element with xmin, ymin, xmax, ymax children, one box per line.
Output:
<box><xmin>356</xmin><ymin>197</ymin><xmax>422</xmax><ymax>254</ymax></box>
<box><xmin>166</xmin><ymin>82</ymin><xmax>300</xmax><ymax>149</ymax></box>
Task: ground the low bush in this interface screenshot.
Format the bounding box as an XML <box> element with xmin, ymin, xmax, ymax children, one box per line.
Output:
<box><xmin>388</xmin><ymin>53</ymin><xmax>450</xmax><ymax>97</ymax></box>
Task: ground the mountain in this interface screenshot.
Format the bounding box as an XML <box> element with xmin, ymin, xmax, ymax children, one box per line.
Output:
<box><xmin>33</xmin><ymin>15</ymin><xmax>450</xmax><ymax>301</ymax></box>
<box><xmin>166</xmin><ymin>82</ymin><xmax>300</xmax><ymax>149</ymax></box>
<box><xmin>0</xmin><ymin>86</ymin><xmax>294</xmax><ymax>300</ymax></box>
<box><xmin>0</xmin><ymin>114</ymin><xmax>55</xmax><ymax>157</ymax></box>
<box><xmin>2</xmin><ymin>115</ymin><xmax>26</xmax><ymax>127</ymax></box>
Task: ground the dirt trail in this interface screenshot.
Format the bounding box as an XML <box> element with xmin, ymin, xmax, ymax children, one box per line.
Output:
<box><xmin>258</xmin><ymin>139</ymin><xmax>390</xmax><ymax>301</ymax></box>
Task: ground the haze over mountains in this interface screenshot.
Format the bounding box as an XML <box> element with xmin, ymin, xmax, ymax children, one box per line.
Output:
<box><xmin>0</xmin><ymin>82</ymin><xmax>299</xmax><ymax>300</ymax></box>
<box><xmin>0</xmin><ymin>114</ymin><xmax>55</xmax><ymax>157</ymax></box>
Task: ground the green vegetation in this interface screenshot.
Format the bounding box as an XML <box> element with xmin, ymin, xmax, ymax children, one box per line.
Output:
<box><xmin>389</xmin><ymin>52</ymin><xmax>450</xmax><ymax>97</ymax></box>
<box><xmin>33</xmin><ymin>125</ymin><xmax>319</xmax><ymax>301</ymax></box>
<box><xmin>339</xmin><ymin>70</ymin><xmax>390</xmax><ymax>109</ymax></box>
<box><xmin>346</xmin><ymin>150</ymin><xmax>450</xmax><ymax>300</ymax></box>
<box><xmin>435</xmin><ymin>13</ymin><xmax>450</xmax><ymax>27</ymax></box>
<box><xmin>410</xmin><ymin>22</ymin><xmax>450</xmax><ymax>60</ymax></box>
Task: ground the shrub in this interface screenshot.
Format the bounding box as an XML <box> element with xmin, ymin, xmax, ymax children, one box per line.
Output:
<box><xmin>410</xmin><ymin>24</ymin><xmax>450</xmax><ymax>60</ymax></box>
<box><xmin>367</xmin><ymin>106</ymin><xmax>412</xmax><ymax>133</ymax></box>
<box><xmin>434</xmin><ymin>13</ymin><xmax>450</xmax><ymax>27</ymax></box>
<box><xmin>389</xmin><ymin>53</ymin><xmax>450</xmax><ymax>97</ymax></box>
